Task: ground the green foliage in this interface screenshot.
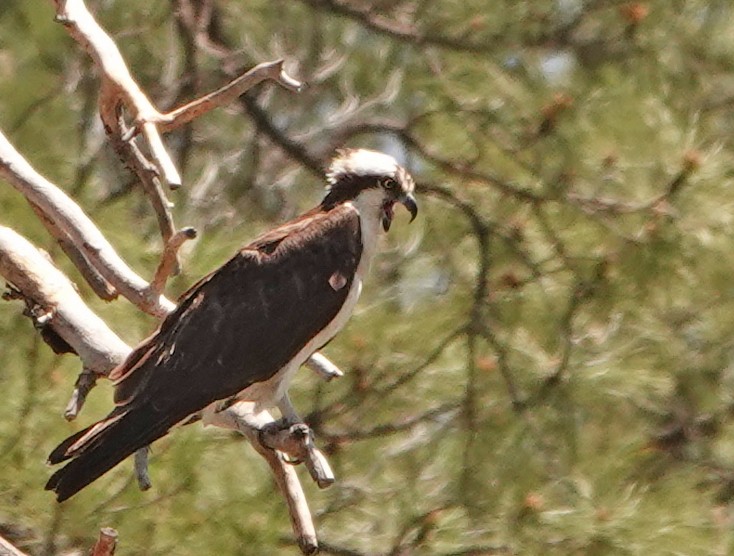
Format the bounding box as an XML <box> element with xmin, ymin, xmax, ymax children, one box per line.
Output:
<box><xmin>4</xmin><ymin>0</ymin><xmax>734</xmax><ymax>554</ymax></box>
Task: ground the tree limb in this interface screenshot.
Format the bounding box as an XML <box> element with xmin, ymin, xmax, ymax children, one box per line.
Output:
<box><xmin>52</xmin><ymin>0</ymin><xmax>303</xmax><ymax>190</ymax></box>
<box><xmin>202</xmin><ymin>403</ymin><xmax>321</xmax><ymax>555</ymax></box>
<box><xmin>0</xmin><ymin>129</ymin><xmax>175</xmax><ymax>317</ymax></box>
<box><xmin>0</xmin><ymin>226</ymin><xmax>129</xmax><ymax>374</ymax></box>
<box><xmin>159</xmin><ymin>59</ymin><xmax>303</xmax><ymax>132</ymax></box>
<box><xmin>0</xmin><ymin>534</ymin><xmax>29</xmax><ymax>556</ymax></box>
<box><xmin>53</xmin><ymin>0</ymin><xmax>182</xmax><ymax>188</ymax></box>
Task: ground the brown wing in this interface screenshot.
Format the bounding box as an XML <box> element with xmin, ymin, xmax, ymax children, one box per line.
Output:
<box><xmin>46</xmin><ymin>204</ymin><xmax>362</xmax><ymax>501</ymax></box>
<box><xmin>110</xmin><ymin>204</ymin><xmax>359</xmax><ymax>406</ymax></box>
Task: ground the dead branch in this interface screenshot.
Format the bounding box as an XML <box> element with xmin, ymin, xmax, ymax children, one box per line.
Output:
<box><xmin>0</xmin><ymin>534</ymin><xmax>28</xmax><ymax>556</ymax></box>
<box><xmin>0</xmin><ymin>226</ymin><xmax>129</xmax><ymax>374</ymax></box>
<box><xmin>90</xmin><ymin>527</ymin><xmax>118</xmax><ymax>556</ymax></box>
<box><xmin>305</xmin><ymin>351</ymin><xmax>344</xmax><ymax>381</ymax></box>
<box><xmin>150</xmin><ymin>227</ymin><xmax>198</xmax><ymax>297</ymax></box>
<box><xmin>52</xmin><ymin>0</ymin><xmax>302</xmax><ymax>189</ymax></box>
<box><xmin>52</xmin><ymin>0</ymin><xmax>181</xmax><ymax>188</ymax></box>
<box><xmin>113</xmin><ymin>112</ymin><xmax>178</xmax><ymax>249</ymax></box>
<box><xmin>203</xmin><ymin>403</ymin><xmax>321</xmax><ymax>555</ymax></box>
<box><xmin>0</xmin><ymin>129</ymin><xmax>175</xmax><ymax>318</ymax></box>
<box><xmin>159</xmin><ymin>59</ymin><xmax>303</xmax><ymax>132</ymax></box>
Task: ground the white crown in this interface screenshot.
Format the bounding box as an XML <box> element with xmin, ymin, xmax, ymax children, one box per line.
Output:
<box><xmin>327</xmin><ymin>149</ymin><xmax>399</xmax><ymax>186</ymax></box>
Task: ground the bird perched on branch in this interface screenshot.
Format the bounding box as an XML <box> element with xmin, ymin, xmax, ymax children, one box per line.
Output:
<box><xmin>46</xmin><ymin>149</ymin><xmax>418</xmax><ymax>502</ymax></box>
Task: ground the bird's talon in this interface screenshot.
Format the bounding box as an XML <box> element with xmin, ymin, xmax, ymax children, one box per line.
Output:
<box><xmin>280</xmin><ymin>452</ymin><xmax>303</xmax><ymax>465</ymax></box>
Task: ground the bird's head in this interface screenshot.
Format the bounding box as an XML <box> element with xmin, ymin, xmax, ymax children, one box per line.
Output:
<box><xmin>323</xmin><ymin>149</ymin><xmax>418</xmax><ymax>232</ymax></box>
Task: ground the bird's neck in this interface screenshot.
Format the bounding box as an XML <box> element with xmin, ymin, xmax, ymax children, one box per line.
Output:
<box><xmin>316</xmin><ymin>188</ymin><xmax>384</xmax><ymax>270</ymax></box>
<box><xmin>350</xmin><ymin>188</ymin><xmax>385</xmax><ymax>268</ymax></box>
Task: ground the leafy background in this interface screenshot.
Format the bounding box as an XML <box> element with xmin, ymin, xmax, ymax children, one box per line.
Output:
<box><xmin>2</xmin><ymin>1</ymin><xmax>734</xmax><ymax>554</ymax></box>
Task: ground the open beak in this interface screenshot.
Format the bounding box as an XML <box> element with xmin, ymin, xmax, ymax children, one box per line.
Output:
<box><xmin>382</xmin><ymin>193</ymin><xmax>418</xmax><ymax>232</ymax></box>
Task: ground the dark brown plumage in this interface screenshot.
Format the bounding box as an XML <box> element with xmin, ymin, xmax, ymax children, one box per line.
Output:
<box><xmin>45</xmin><ymin>149</ymin><xmax>417</xmax><ymax>502</ymax></box>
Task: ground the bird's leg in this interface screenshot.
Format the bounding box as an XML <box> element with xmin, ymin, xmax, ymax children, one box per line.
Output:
<box><xmin>134</xmin><ymin>446</ymin><xmax>152</xmax><ymax>491</ymax></box>
<box><xmin>259</xmin><ymin>423</ymin><xmax>335</xmax><ymax>488</ymax></box>
<box><xmin>207</xmin><ymin>400</ymin><xmax>336</xmax><ymax>489</ymax></box>
<box><xmin>273</xmin><ymin>394</ymin><xmax>333</xmax><ymax>486</ymax></box>
<box><xmin>277</xmin><ymin>393</ymin><xmax>305</xmax><ymax>464</ymax></box>
<box><xmin>201</xmin><ymin>400</ymin><xmax>268</xmax><ymax>430</ymax></box>
<box><xmin>277</xmin><ymin>392</ymin><xmax>302</xmax><ymax>426</ymax></box>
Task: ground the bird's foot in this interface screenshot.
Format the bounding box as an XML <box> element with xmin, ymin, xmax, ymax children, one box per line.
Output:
<box><xmin>258</xmin><ymin>421</ymin><xmax>335</xmax><ymax>488</ymax></box>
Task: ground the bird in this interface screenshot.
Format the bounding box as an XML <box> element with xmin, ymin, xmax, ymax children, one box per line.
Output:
<box><xmin>45</xmin><ymin>148</ymin><xmax>418</xmax><ymax>502</ymax></box>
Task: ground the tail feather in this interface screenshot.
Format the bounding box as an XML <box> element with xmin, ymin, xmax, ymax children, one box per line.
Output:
<box><xmin>47</xmin><ymin>410</ymin><xmax>126</xmax><ymax>465</ymax></box>
<box><xmin>46</xmin><ymin>406</ymin><xmax>171</xmax><ymax>502</ymax></box>
<box><xmin>47</xmin><ymin>424</ymin><xmax>96</xmax><ymax>466</ymax></box>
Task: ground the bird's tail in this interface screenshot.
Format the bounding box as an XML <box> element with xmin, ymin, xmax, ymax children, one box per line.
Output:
<box><xmin>46</xmin><ymin>406</ymin><xmax>169</xmax><ymax>502</ymax></box>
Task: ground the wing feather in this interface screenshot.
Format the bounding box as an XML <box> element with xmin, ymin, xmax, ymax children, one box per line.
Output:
<box><xmin>117</xmin><ymin>204</ymin><xmax>361</xmax><ymax>412</ymax></box>
<box><xmin>47</xmin><ymin>204</ymin><xmax>363</xmax><ymax>500</ymax></box>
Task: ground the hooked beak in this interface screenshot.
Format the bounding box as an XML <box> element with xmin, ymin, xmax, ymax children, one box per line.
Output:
<box><xmin>400</xmin><ymin>193</ymin><xmax>418</xmax><ymax>223</ymax></box>
<box><xmin>381</xmin><ymin>193</ymin><xmax>418</xmax><ymax>232</ymax></box>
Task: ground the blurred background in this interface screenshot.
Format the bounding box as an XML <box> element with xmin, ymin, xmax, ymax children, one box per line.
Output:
<box><xmin>2</xmin><ymin>0</ymin><xmax>734</xmax><ymax>554</ymax></box>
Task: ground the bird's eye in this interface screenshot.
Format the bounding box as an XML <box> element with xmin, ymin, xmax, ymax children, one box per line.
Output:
<box><xmin>381</xmin><ymin>177</ymin><xmax>398</xmax><ymax>190</ymax></box>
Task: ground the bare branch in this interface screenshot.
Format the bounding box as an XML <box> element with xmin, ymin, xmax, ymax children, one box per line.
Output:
<box><xmin>0</xmin><ymin>226</ymin><xmax>129</xmax><ymax>374</ymax></box>
<box><xmin>53</xmin><ymin>0</ymin><xmax>181</xmax><ymax>188</ymax></box>
<box><xmin>159</xmin><ymin>59</ymin><xmax>303</xmax><ymax>132</ymax></box>
<box><xmin>52</xmin><ymin>0</ymin><xmax>303</xmax><ymax>192</ymax></box>
<box><xmin>0</xmin><ymin>129</ymin><xmax>175</xmax><ymax>317</ymax></box>
<box><xmin>305</xmin><ymin>351</ymin><xmax>344</xmax><ymax>381</ymax></box>
<box><xmin>150</xmin><ymin>227</ymin><xmax>198</xmax><ymax>297</ymax></box>
<box><xmin>113</xmin><ymin>114</ymin><xmax>178</xmax><ymax>247</ymax></box>
<box><xmin>0</xmin><ymin>534</ymin><xmax>28</xmax><ymax>556</ymax></box>
<box><xmin>203</xmin><ymin>403</ymin><xmax>321</xmax><ymax>555</ymax></box>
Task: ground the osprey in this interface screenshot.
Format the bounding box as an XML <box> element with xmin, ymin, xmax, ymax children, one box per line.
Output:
<box><xmin>46</xmin><ymin>149</ymin><xmax>417</xmax><ymax>502</ymax></box>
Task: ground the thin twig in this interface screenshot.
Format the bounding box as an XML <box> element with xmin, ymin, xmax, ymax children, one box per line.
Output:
<box><xmin>159</xmin><ymin>59</ymin><xmax>303</xmax><ymax>132</ymax></box>
<box><xmin>113</xmin><ymin>114</ymin><xmax>177</xmax><ymax>244</ymax></box>
<box><xmin>150</xmin><ymin>227</ymin><xmax>198</xmax><ymax>296</ymax></box>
